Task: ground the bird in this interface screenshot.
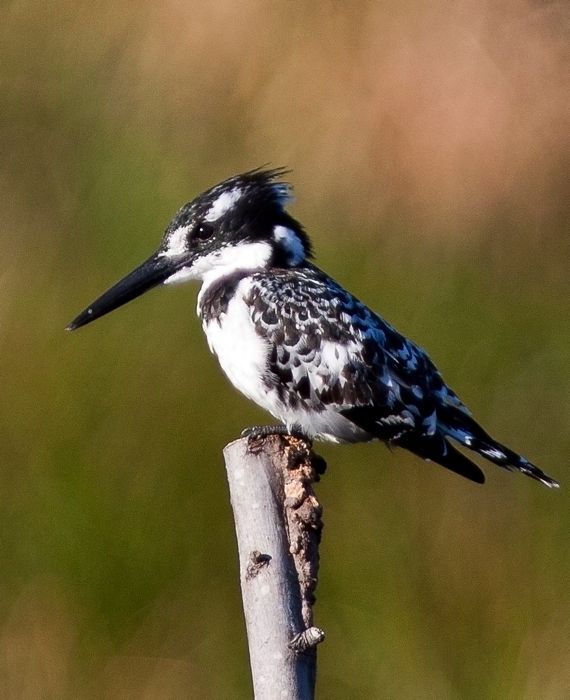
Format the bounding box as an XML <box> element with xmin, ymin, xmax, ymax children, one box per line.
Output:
<box><xmin>67</xmin><ymin>168</ymin><xmax>559</xmax><ymax>488</ymax></box>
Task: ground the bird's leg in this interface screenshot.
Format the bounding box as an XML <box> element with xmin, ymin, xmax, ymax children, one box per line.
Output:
<box><xmin>241</xmin><ymin>424</ymin><xmax>289</xmax><ymax>439</ymax></box>
<box><xmin>241</xmin><ymin>424</ymin><xmax>313</xmax><ymax>445</ymax></box>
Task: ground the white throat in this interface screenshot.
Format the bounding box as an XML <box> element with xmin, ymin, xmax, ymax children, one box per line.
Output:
<box><xmin>162</xmin><ymin>240</ymin><xmax>273</xmax><ymax>316</ymax></box>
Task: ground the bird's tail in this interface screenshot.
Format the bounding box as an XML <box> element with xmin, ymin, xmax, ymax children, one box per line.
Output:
<box><xmin>438</xmin><ymin>405</ymin><xmax>559</xmax><ymax>488</ymax></box>
<box><xmin>397</xmin><ymin>432</ymin><xmax>486</xmax><ymax>484</ymax></box>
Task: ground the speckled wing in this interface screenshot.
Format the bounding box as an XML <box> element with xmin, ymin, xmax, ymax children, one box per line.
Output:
<box><xmin>245</xmin><ymin>265</ymin><xmax>445</xmax><ymax>442</ymax></box>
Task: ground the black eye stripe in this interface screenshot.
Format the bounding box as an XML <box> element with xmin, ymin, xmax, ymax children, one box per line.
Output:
<box><xmin>193</xmin><ymin>222</ymin><xmax>214</xmax><ymax>241</ymax></box>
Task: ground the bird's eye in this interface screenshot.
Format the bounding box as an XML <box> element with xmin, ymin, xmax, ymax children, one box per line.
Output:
<box><xmin>193</xmin><ymin>222</ymin><xmax>214</xmax><ymax>241</ymax></box>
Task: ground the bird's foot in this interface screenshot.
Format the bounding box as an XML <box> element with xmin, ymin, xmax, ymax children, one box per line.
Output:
<box><xmin>241</xmin><ymin>424</ymin><xmax>289</xmax><ymax>439</ymax></box>
<box><xmin>242</xmin><ymin>424</ymin><xmax>313</xmax><ymax>446</ymax></box>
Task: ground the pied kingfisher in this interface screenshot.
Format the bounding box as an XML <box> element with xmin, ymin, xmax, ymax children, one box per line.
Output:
<box><xmin>68</xmin><ymin>168</ymin><xmax>558</xmax><ymax>488</ymax></box>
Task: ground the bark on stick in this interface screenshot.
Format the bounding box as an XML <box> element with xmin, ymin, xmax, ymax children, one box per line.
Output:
<box><xmin>223</xmin><ymin>434</ymin><xmax>325</xmax><ymax>700</ymax></box>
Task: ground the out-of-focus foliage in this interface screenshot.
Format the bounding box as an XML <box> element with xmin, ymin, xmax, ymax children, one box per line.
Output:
<box><xmin>0</xmin><ymin>1</ymin><xmax>568</xmax><ymax>697</ymax></box>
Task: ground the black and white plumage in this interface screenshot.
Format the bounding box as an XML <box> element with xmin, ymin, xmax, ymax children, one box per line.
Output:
<box><xmin>68</xmin><ymin>168</ymin><xmax>559</xmax><ymax>488</ymax></box>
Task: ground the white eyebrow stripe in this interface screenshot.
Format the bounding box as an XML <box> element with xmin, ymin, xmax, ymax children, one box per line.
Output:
<box><xmin>205</xmin><ymin>188</ymin><xmax>242</xmax><ymax>222</ymax></box>
<box><xmin>160</xmin><ymin>226</ymin><xmax>188</xmax><ymax>258</ymax></box>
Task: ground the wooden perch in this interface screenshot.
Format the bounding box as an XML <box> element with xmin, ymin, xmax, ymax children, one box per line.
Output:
<box><xmin>223</xmin><ymin>434</ymin><xmax>325</xmax><ymax>700</ymax></box>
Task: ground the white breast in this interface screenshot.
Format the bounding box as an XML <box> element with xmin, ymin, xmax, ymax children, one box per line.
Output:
<box><xmin>198</xmin><ymin>277</ymin><xmax>371</xmax><ymax>444</ymax></box>
<box><xmin>201</xmin><ymin>278</ymin><xmax>279</xmax><ymax>417</ymax></box>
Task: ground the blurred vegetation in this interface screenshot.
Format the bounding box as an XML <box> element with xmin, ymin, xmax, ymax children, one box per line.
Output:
<box><xmin>1</xmin><ymin>1</ymin><xmax>568</xmax><ymax>697</ymax></box>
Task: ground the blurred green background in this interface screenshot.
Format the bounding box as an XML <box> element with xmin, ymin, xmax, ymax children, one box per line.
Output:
<box><xmin>1</xmin><ymin>1</ymin><xmax>569</xmax><ymax>698</ymax></box>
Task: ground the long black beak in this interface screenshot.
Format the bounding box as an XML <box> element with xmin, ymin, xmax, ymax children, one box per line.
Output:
<box><xmin>67</xmin><ymin>253</ymin><xmax>180</xmax><ymax>331</ymax></box>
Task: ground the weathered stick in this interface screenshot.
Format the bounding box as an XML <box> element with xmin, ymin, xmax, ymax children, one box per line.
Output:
<box><xmin>223</xmin><ymin>434</ymin><xmax>325</xmax><ymax>700</ymax></box>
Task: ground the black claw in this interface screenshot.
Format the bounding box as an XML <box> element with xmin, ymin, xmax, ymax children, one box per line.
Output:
<box><xmin>241</xmin><ymin>424</ymin><xmax>290</xmax><ymax>440</ymax></box>
<box><xmin>241</xmin><ymin>424</ymin><xmax>313</xmax><ymax>446</ymax></box>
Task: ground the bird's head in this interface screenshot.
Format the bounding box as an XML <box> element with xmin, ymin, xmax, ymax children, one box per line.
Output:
<box><xmin>67</xmin><ymin>168</ymin><xmax>311</xmax><ymax>330</ymax></box>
